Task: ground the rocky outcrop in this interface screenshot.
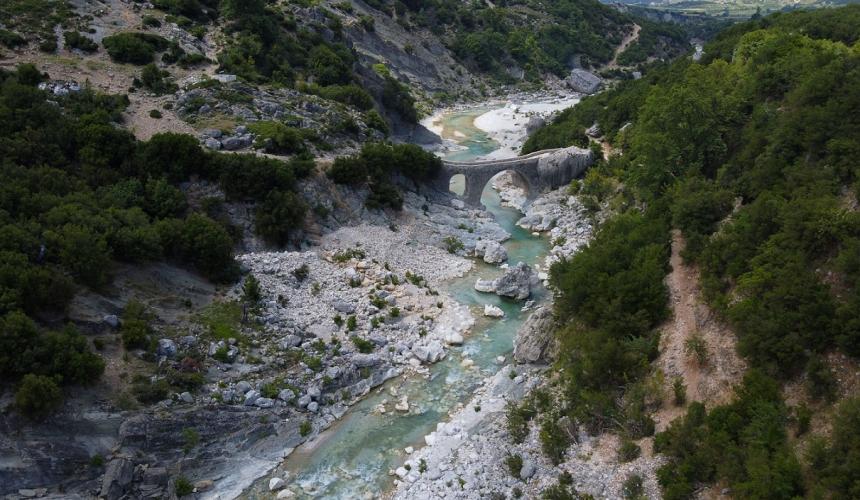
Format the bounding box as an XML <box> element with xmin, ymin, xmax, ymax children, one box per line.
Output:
<box><xmin>101</xmin><ymin>458</ymin><xmax>133</xmax><ymax>500</ymax></box>
<box><xmin>474</xmin><ymin>262</ymin><xmax>534</xmax><ymax>300</ymax></box>
<box><xmin>475</xmin><ymin>240</ymin><xmax>508</xmax><ymax>264</ymax></box>
<box><xmin>526</xmin><ymin>116</ymin><xmax>546</xmax><ymax>135</ymax></box>
<box><xmin>567</xmin><ymin>68</ymin><xmax>602</xmax><ymax>94</ymax></box>
<box><xmin>513</xmin><ymin>307</ymin><xmax>556</xmax><ymax>364</ymax></box>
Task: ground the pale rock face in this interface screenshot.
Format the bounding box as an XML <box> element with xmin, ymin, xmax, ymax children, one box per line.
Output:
<box><xmin>395</xmin><ymin>396</ymin><xmax>410</xmax><ymax>412</ymax></box>
<box><xmin>269</xmin><ymin>477</ymin><xmax>285</xmax><ymax>491</ymax></box>
<box><xmin>474</xmin><ymin>279</ymin><xmax>496</xmax><ymax>293</ymax></box>
<box><xmin>481</xmin><ymin>241</ymin><xmax>508</xmax><ymax>264</ymax></box>
<box><xmin>445</xmin><ymin>332</ymin><xmax>464</xmax><ymax>345</ymax></box>
<box><xmin>513</xmin><ymin>306</ymin><xmax>556</xmax><ymax>364</ymax></box>
<box><xmin>483</xmin><ymin>304</ymin><xmax>505</xmax><ymax>318</ymax></box>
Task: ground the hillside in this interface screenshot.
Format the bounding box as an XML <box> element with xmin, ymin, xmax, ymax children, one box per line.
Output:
<box><xmin>0</xmin><ymin>0</ymin><xmax>693</xmax><ymax>150</ymax></box>
<box><xmin>523</xmin><ymin>5</ymin><xmax>860</xmax><ymax>498</ymax></box>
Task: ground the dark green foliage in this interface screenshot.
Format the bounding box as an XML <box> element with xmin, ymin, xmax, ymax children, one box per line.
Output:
<box><xmin>351</xmin><ymin>336</ymin><xmax>375</xmax><ymax>353</ymax></box>
<box><xmin>140</xmin><ymin>64</ymin><xmax>177</xmax><ymax>95</ymax></box>
<box><xmin>247</xmin><ymin>121</ymin><xmax>305</xmax><ymax>154</ymax></box>
<box><xmin>506</xmin><ymin>399</ymin><xmax>536</xmax><ymax>443</ymax></box>
<box><xmin>135</xmin><ymin>132</ymin><xmax>210</xmax><ymax>182</ymax></box>
<box><xmin>654</xmin><ymin>371</ymin><xmax>802</xmax><ymax>500</ymax></box>
<box><xmin>539</xmin><ymin>415</ymin><xmax>570</xmax><ymax>465</ymax></box>
<box><xmin>120</xmin><ymin>300</ymin><xmax>153</xmax><ymax>350</ymax></box>
<box><xmin>0</xmin><ymin>311</ymin><xmax>104</xmax><ymax>384</ymax></box>
<box><xmin>303</xmin><ymin>83</ymin><xmax>374</xmax><ymax>111</ymax></box>
<box><xmin>15</xmin><ymin>374</ymin><xmax>61</xmax><ymax>419</ymax></box>
<box><xmin>254</xmin><ymin>190</ymin><xmax>307</xmax><ymax>246</ymax></box>
<box><xmin>157</xmin><ymin>214</ymin><xmax>238</xmax><ymax>282</ymax></box>
<box><xmin>174</xmin><ymin>476</ymin><xmax>193</xmax><ymax>497</ymax></box>
<box><xmin>365</xmin><ymin>182</ymin><xmax>403</xmax><ymax>211</ymax></box>
<box><xmin>521</xmin><ymin>7</ymin><xmax>860</xmax><ymax>499</ymax></box>
<box><xmin>807</xmin><ymin>397</ymin><xmax>860</xmax><ymax>497</ymax></box>
<box><xmin>522</xmin><ymin>107</ymin><xmax>588</xmax><ymax>154</ymax></box>
<box><xmin>0</xmin><ymin>29</ymin><xmax>26</xmax><ymax>49</ymax></box>
<box><xmin>804</xmin><ymin>356</ymin><xmax>837</xmax><ymax>402</ymax></box>
<box><xmin>551</xmin><ymin>212</ymin><xmax>669</xmax><ymax>338</ymax></box>
<box><xmin>102</xmin><ymin>32</ymin><xmax>171</xmax><ymax>65</ymax></box>
<box><xmin>504</xmin><ymin>453</ymin><xmax>523</xmax><ymax>479</ymax></box>
<box><xmin>64</xmin><ymin>31</ymin><xmax>98</xmax><ymax>52</ymax></box>
<box><xmin>621</xmin><ymin>474</ymin><xmax>645</xmax><ymax>500</ymax></box>
<box><xmin>242</xmin><ymin>274</ymin><xmax>261</xmax><ymax>305</ymax></box>
<box><xmin>327</xmin><ymin>143</ymin><xmax>441</xmax><ymax>210</ymax></box>
<box><xmin>217</xmin><ymin>0</ymin><xmax>355</xmax><ymax>86</ymax></box>
<box><xmin>381</xmin><ymin>76</ymin><xmax>417</xmax><ymax>123</ymax></box>
<box><xmin>618</xmin><ymin>439</ymin><xmax>641</xmax><ymax>463</ymax></box>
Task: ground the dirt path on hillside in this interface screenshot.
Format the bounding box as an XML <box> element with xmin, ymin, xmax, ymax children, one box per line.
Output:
<box><xmin>654</xmin><ymin>230</ymin><xmax>746</xmax><ymax>431</ymax></box>
<box><xmin>606</xmin><ymin>24</ymin><xmax>641</xmax><ymax>70</ymax></box>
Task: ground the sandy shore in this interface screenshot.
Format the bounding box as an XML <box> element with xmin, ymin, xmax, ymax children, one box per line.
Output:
<box><xmin>421</xmin><ymin>93</ymin><xmax>580</xmax><ymax>160</ymax></box>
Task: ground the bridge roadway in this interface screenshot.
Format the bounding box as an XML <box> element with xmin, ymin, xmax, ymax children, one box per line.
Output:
<box><xmin>433</xmin><ymin>146</ymin><xmax>593</xmax><ymax>208</ymax></box>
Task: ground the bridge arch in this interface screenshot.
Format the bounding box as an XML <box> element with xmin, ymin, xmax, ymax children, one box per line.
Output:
<box><xmin>433</xmin><ymin>146</ymin><xmax>594</xmax><ymax>209</ymax></box>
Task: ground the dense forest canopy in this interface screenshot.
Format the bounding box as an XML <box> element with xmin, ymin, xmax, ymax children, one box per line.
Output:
<box><xmin>531</xmin><ymin>5</ymin><xmax>860</xmax><ymax>497</ymax></box>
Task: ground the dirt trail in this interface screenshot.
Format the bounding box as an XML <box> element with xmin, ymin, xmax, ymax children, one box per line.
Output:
<box><xmin>606</xmin><ymin>24</ymin><xmax>641</xmax><ymax>70</ymax></box>
<box><xmin>654</xmin><ymin>231</ymin><xmax>746</xmax><ymax>431</ymax></box>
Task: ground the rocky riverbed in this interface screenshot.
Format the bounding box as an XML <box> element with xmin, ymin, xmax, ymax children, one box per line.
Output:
<box><xmin>387</xmin><ymin>183</ymin><xmax>669</xmax><ymax>500</ymax></box>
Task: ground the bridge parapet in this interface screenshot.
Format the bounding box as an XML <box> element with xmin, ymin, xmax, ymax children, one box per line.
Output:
<box><xmin>436</xmin><ymin>146</ymin><xmax>593</xmax><ymax>208</ymax></box>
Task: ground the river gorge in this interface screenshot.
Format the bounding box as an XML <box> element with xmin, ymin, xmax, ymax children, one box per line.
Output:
<box><xmin>238</xmin><ymin>96</ymin><xmax>582</xmax><ymax>499</ymax></box>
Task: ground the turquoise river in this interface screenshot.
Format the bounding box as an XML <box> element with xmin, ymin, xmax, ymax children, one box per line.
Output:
<box><xmin>244</xmin><ymin>106</ymin><xmax>551</xmax><ymax>499</ymax></box>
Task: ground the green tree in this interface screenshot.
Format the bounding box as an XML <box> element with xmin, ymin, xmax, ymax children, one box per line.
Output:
<box><xmin>15</xmin><ymin>374</ymin><xmax>62</xmax><ymax>419</ymax></box>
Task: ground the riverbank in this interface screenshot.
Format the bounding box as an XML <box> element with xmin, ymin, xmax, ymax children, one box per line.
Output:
<box><xmin>421</xmin><ymin>91</ymin><xmax>581</xmax><ymax>161</ymax></box>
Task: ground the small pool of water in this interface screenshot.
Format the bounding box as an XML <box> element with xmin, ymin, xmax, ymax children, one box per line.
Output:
<box><xmin>241</xmin><ymin>106</ymin><xmax>548</xmax><ymax>500</ymax></box>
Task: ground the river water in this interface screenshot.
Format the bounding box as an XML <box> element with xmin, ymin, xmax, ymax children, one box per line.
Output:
<box><xmin>243</xmin><ymin>106</ymin><xmax>550</xmax><ymax>499</ymax></box>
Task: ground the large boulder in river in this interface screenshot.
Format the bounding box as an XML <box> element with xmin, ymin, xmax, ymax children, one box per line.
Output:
<box><xmin>513</xmin><ymin>306</ymin><xmax>556</xmax><ymax>364</ymax></box>
<box><xmin>482</xmin><ymin>241</ymin><xmax>508</xmax><ymax>264</ymax></box>
<box><xmin>493</xmin><ymin>262</ymin><xmax>533</xmax><ymax>300</ymax></box>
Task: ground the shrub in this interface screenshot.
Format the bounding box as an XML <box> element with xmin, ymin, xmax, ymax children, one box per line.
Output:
<box><xmin>504</xmin><ymin>453</ymin><xmax>523</xmax><ymax>479</ymax></box>
<box><xmin>618</xmin><ymin>439</ymin><xmax>641</xmax><ymax>462</ymax></box>
<box><xmin>655</xmin><ymin>371</ymin><xmax>803</xmax><ymax>500</ymax></box>
<box><xmin>0</xmin><ymin>30</ymin><xmax>26</xmax><ymax>49</ymax></box>
<box><xmin>174</xmin><ymin>476</ymin><xmax>193</xmax><ymax>497</ymax></box>
<box><xmin>622</xmin><ymin>474</ymin><xmax>645</xmax><ymax>500</ymax></box>
<box><xmin>247</xmin><ymin>121</ymin><xmax>305</xmax><ymax>154</ymax></box>
<box><xmin>64</xmin><ymin>31</ymin><xmax>98</xmax><ymax>52</ymax></box>
<box><xmin>140</xmin><ymin>63</ymin><xmax>177</xmax><ymax>95</ymax></box>
<box><xmin>254</xmin><ymin>190</ymin><xmax>307</xmax><ymax>246</ymax></box>
<box><xmin>351</xmin><ymin>336</ymin><xmax>374</xmax><ymax>353</ymax></box>
<box><xmin>672</xmin><ymin>377</ymin><xmax>686</xmax><ymax>406</ymax></box>
<box><xmin>443</xmin><ymin>236</ymin><xmax>464</xmax><ymax>254</ymax></box>
<box><xmin>346</xmin><ymin>315</ymin><xmax>357</xmax><ymax>331</ymax></box>
<box><xmin>103</xmin><ymin>32</ymin><xmax>170</xmax><ymax>64</ymax></box>
<box><xmin>805</xmin><ymin>356</ymin><xmax>837</xmax><ymax>402</ymax></box>
<box><xmin>15</xmin><ymin>374</ymin><xmax>62</xmax><ymax>419</ymax></box>
<box><xmin>506</xmin><ymin>400</ymin><xmax>536</xmax><ymax>443</ymax></box>
<box><xmin>243</xmin><ymin>274</ymin><xmax>261</xmax><ymax>305</ymax></box>
<box><xmin>300</xmin><ymin>420</ymin><xmax>312</xmax><ymax>437</ymax></box>
<box><xmin>121</xmin><ymin>300</ymin><xmax>153</xmax><ymax>350</ymax></box>
<box><xmin>181</xmin><ymin>427</ymin><xmax>200</xmax><ymax>453</ymax></box>
<box><xmin>149</xmin><ymin>109</ymin><xmax>162</xmax><ymax>118</ymax></box>
<box><xmin>539</xmin><ymin>416</ymin><xmax>569</xmax><ymax>465</ymax></box>
<box><xmin>684</xmin><ymin>333</ymin><xmax>708</xmax><ymax>365</ymax></box>
<box><xmin>292</xmin><ymin>264</ymin><xmax>310</xmax><ymax>282</ymax></box>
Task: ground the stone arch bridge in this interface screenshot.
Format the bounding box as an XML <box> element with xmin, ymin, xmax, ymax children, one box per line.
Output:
<box><xmin>431</xmin><ymin>146</ymin><xmax>594</xmax><ymax>207</ymax></box>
